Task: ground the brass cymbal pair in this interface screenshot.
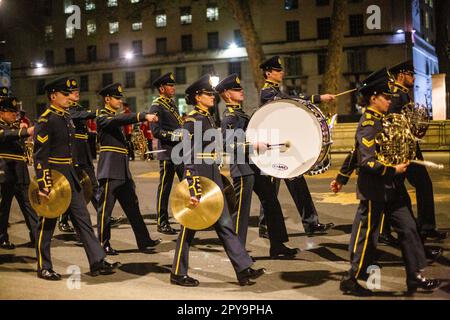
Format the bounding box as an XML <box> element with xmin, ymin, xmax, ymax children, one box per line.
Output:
<box><xmin>170</xmin><ymin>175</ymin><xmax>237</xmax><ymax>231</ymax></box>
<box><xmin>29</xmin><ymin>170</ymin><xmax>72</xmax><ymax>219</ymax></box>
<box><xmin>29</xmin><ymin>169</ymin><xmax>93</xmax><ymax>219</ymax></box>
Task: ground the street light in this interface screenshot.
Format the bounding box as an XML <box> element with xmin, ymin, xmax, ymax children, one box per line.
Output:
<box><xmin>210</xmin><ymin>75</ymin><xmax>220</xmax><ymax>87</ymax></box>
<box><xmin>228</xmin><ymin>42</ymin><xmax>238</xmax><ymax>50</ymax></box>
<box><xmin>125</xmin><ymin>52</ymin><xmax>134</xmax><ymax>60</ymax></box>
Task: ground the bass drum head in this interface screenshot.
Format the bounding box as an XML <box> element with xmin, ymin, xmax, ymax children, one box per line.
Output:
<box><xmin>247</xmin><ymin>99</ymin><xmax>323</xmax><ymax>179</ymax></box>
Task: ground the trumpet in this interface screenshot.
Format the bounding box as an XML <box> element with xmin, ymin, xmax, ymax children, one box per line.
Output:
<box><xmin>130</xmin><ymin>127</ymin><xmax>149</xmax><ymax>160</ymax></box>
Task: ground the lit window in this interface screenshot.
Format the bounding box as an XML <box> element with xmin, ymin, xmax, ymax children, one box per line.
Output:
<box><xmin>87</xmin><ymin>20</ymin><xmax>96</xmax><ymax>36</ymax></box>
<box><xmin>156</xmin><ymin>13</ymin><xmax>167</xmax><ymax>28</ymax></box>
<box><xmin>180</xmin><ymin>7</ymin><xmax>192</xmax><ymax>25</ymax></box>
<box><xmin>425</xmin><ymin>11</ymin><xmax>430</xmax><ymax>29</ymax></box>
<box><xmin>45</xmin><ymin>25</ymin><xmax>54</xmax><ymax>41</ymax></box>
<box><xmin>206</xmin><ymin>7</ymin><xmax>219</xmax><ymax>22</ymax></box>
<box><xmin>85</xmin><ymin>0</ymin><xmax>95</xmax><ymax>11</ymax></box>
<box><xmin>132</xmin><ymin>22</ymin><xmax>143</xmax><ymax>31</ymax></box>
<box><xmin>109</xmin><ymin>21</ymin><xmax>119</xmax><ymax>34</ymax></box>
<box><xmin>66</xmin><ymin>26</ymin><xmax>75</xmax><ymax>39</ymax></box>
<box><xmin>107</xmin><ymin>0</ymin><xmax>118</xmax><ymax>7</ymax></box>
<box><xmin>64</xmin><ymin>0</ymin><xmax>73</xmax><ymax>13</ymax></box>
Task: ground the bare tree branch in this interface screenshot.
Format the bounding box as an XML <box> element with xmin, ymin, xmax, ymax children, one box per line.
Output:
<box><xmin>227</xmin><ymin>0</ymin><xmax>266</xmax><ymax>91</ymax></box>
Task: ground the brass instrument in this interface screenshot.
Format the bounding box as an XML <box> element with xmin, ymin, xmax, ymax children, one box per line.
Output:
<box><xmin>401</xmin><ymin>103</ymin><xmax>430</xmax><ymax>139</ymax></box>
<box><xmin>78</xmin><ymin>170</ymin><xmax>93</xmax><ymax>204</ymax></box>
<box><xmin>376</xmin><ymin>113</ymin><xmax>416</xmax><ymax>165</ymax></box>
<box><xmin>130</xmin><ymin>127</ymin><xmax>149</xmax><ymax>160</ymax></box>
<box><xmin>376</xmin><ymin>113</ymin><xmax>443</xmax><ymax>169</ymax></box>
<box><xmin>170</xmin><ymin>177</ymin><xmax>223</xmax><ymax>230</ymax></box>
<box><xmin>28</xmin><ymin>170</ymin><xmax>72</xmax><ymax>218</ymax></box>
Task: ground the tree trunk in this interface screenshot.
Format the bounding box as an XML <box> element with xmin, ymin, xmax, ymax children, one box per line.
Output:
<box><xmin>322</xmin><ymin>0</ymin><xmax>348</xmax><ymax>115</ymax></box>
<box><xmin>227</xmin><ymin>0</ymin><xmax>266</xmax><ymax>91</ymax></box>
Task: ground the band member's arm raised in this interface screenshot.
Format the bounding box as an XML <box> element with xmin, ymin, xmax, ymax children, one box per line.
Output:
<box><xmin>33</xmin><ymin>116</ymin><xmax>52</xmax><ymax>195</ymax></box>
<box><xmin>97</xmin><ymin>111</ymin><xmax>157</xmax><ymax>129</ymax></box>
<box><xmin>69</xmin><ymin>106</ymin><xmax>96</xmax><ymax>121</ymax></box>
<box><xmin>0</xmin><ymin>127</ymin><xmax>30</xmax><ymax>143</ymax></box>
<box><xmin>149</xmin><ymin>104</ymin><xmax>180</xmax><ymax>141</ymax></box>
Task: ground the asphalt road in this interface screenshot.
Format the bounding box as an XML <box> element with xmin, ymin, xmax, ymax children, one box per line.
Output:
<box><xmin>1</xmin><ymin>152</ymin><xmax>449</xmax><ymax>300</ymax></box>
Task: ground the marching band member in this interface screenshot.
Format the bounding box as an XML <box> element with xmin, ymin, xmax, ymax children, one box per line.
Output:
<box><xmin>217</xmin><ymin>74</ymin><xmax>298</xmax><ymax>258</ymax></box>
<box><xmin>57</xmin><ymin>78</ymin><xmax>100</xmax><ymax>234</ymax></box>
<box><xmin>258</xmin><ymin>56</ymin><xmax>335</xmax><ymax>236</ymax></box>
<box><xmin>338</xmin><ymin>69</ymin><xmax>440</xmax><ymax>295</ymax></box>
<box><xmin>0</xmin><ymin>97</ymin><xmax>38</xmax><ymax>249</ymax></box>
<box><xmin>170</xmin><ymin>75</ymin><xmax>265</xmax><ymax>287</ymax></box>
<box><xmin>149</xmin><ymin>72</ymin><xmax>184</xmax><ymax>235</ymax></box>
<box><xmin>33</xmin><ymin>77</ymin><xmax>119</xmax><ymax>280</ymax></box>
<box><xmin>96</xmin><ymin>83</ymin><xmax>160</xmax><ymax>255</ymax></box>
<box><xmin>388</xmin><ymin>61</ymin><xmax>447</xmax><ymax>241</ymax></box>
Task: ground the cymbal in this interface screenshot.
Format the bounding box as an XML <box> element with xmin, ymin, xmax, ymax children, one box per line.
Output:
<box><xmin>221</xmin><ymin>174</ymin><xmax>237</xmax><ymax>213</ymax></box>
<box><xmin>170</xmin><ymin>177</ymin><xmax>223</xmax><ymax>230</ymax></box>
<box><xmin>28</xmin><ymin>170</ymin><xmax>72</xmax><ymax>219</ymax></box>
<box><xmin>79</xmin><ymin>170</ymin><xmax>93</xmax><ymax>204</ymax></box>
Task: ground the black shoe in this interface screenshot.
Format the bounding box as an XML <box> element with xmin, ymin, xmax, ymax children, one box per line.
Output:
<box><xmin>157</xmin><ymin>223</ymin><xmax>178</xmax><ymax>235</ymax></box>
<box><xmin>141</xmin><ymin>238</ymin><xmax>161</xmax><ymax>249</ymax></box>
<box><xmin>170</xmin><ymin>273</ymin><xmax>200</xmax><ymax>287</ymax></box>
<box><xmin>0</xmin><ymin>240</ymin><xmax>15</xmax><ymax>250</ymax></box>
<box><xmin>269</xmin><ymin>244</ymin><xmax>299</xmax><ymax>259</ymax></box>
<box><xmin>25</xmin><ymin>241</ymin><xmax>35</xmax><ymax>248</ymax></box>
<box><xmin>305</xmin><ymin>222</ymin><xmax>334</xmax><ymax>235</ymax></box>
<box><xmin>90</xmin><ymin>259</ymin><xmax>121</xmax><ymax>277</ymax></box>
<box><xmin>424</xmin><ymin>246</ymin><xmax>443</xmax><ymax>263</ymax></box>
<box><xmin>103</xmin><ymin>245</ymin><xmax>119</xmax><ymax>256</ymax></box>
<box><xmin>237</xmin><ymin>267</ymin><xmax>266</xmax><ymax>286</ymax></box>
<box><xmin>378</xmin><ymin>233</ymin><xmax>399</xmax><ymax>247</ymax></box>
<box><xmin>37</xmin><ymin>269</ymin><xmax>61</xmax><ymax>281</ymax></box>
<box><xmin>421</xmin><ymin>229</ymin><xmax>448</xmax><ymax>241</ymax></box>
<box><xmin>407</xmin><ymin>273</ymin><xmax>441</xmax><ymax>294</ymax></box>
<box><xmin>259</xmin><ymin>225</ymin><xmax>269</xmax><ymax>239</ymax></box>
<box><xmin>58</xmin><ymin>222</ymin><xmax>74</xmax><ymax>233</ymax></box>
<box><xmin>340</xmin><ymin>275</ymin><xmax>373</xmax><ymax>296</ymax></box>
<box><xmin>110</xmin><ymin>216</ymin><xmax>121</xmax><ymax>228</ymax></box>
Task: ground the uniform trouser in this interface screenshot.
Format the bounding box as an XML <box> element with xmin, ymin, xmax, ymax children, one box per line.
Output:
<box><xmin>233</xmin><ymin>174</ymin><xmax>289</xmax><ymax>247</ymax></box>
<box><xmin>259</xmin><ymin>176</ymin><xmax>319</xmax><ymax>229</ymax></box>
<box><xmin>156</xmin><ymin>160</ymin><xmax>184</xmax><ymax>226</ymax></box>
<box><xmin>35</xmin><ymin>184</ymin><xmax>105</xmax><ymax>271</ymax></box>
<box><xmin>379</xmin><ymin>162</ymin><xmax>435</xmax><ymax>235</ymax></box>
<box><xmin>97</xmin><ymin>178</ymin><xmax>152</xmax><ymax>248</ymax></box>
<box><xmin>171</xmin><ymin>199</ymin><xmax>253</xmax><ymax>277</ymax></box>
<box><xmin>348</xmin><ymin>197</ymin><xmax>427</xmax><ymax>281</ymax></box>
<box><xmin>60</xmin><ymin>164</ymin><xmax>99</xmax><ymax>224</ymax></box>
<box><xmin>0</xmin><ymin>182</ymin><xmax>38</xmax><ymax>244</ymax></box>
<box><xmin>406</xmin><ymin>162</ymin><xmax>436</xmax><ymax>231</ymax></box>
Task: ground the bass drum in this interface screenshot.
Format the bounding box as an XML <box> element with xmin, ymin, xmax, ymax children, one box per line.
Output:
<box><xmin>247</xmin><ymin>99</ymin><xmax>331</xmax><ymax>179</ymax></box>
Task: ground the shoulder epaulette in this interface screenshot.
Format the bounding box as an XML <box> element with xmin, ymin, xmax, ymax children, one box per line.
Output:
<box><xmin>37</xmin><ymin>109</ymin><xmax>51</xmax><ymax>123</ymax></box>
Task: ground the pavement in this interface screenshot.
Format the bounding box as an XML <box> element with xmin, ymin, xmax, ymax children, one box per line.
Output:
<box><xmin>1</xmin><ymin>152</ymin><xmax>449</xmax><ymax>300</ymax></box>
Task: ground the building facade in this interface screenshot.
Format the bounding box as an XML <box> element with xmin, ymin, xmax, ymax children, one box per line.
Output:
<box><xmin>0</xmin><ymin>0</ymin><xmax>442</xmax><ymax>120</ymax></box>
